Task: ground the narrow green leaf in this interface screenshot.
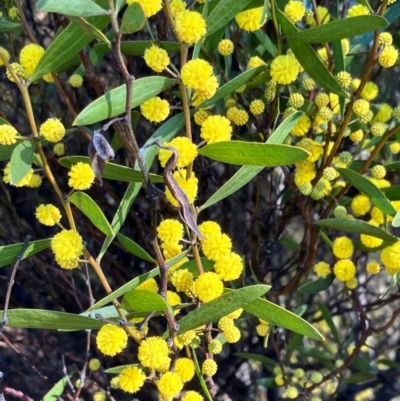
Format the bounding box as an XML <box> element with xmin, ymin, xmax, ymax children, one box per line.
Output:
<box><xmin>287</xmin><ymin>16</ymin><xmax>387</xmax><ymax>43</ymax></box>
<box><xmin>377</xmin><ymin>358</ymin><xmax>400</xmax><ymax>369</ymax></box>
<box><xmin>0</xmin><ymin>309</ymin><xmax>103</xmax><ymax>330</ymax></box>
<box><xmin>351</xmin><ymin>356</ymin><xmax>378</xmax><ymax>374</ymax></box>
<box><xmin>298</xmin><ymin>346</ymin><xmax>334</xmax><ymax>361</ymax></box>
<box><xmin>336</xmin><ymin>168</ymin><xmax>396</xmax><ymax>216</ymax></box>
<box><xmin>98</xmin><ymin>113</ymin><xmax>185</xmax><ymax>260</ymax></box>
<box><xmin>58</xmin><ymin>156</ymin><xmax>163</xmax><ymax>183</ymax></box>
<box><xmin>277</xmin><ymin>11</ymin><xmax>348</xmax><ymax>97</ymax></box>
<box><xmin>206</xmin><ymin>0</ymin><xmax>255</xmax><ymax>36</ymax></box>
<box><xmin>105</xmin><ymin>364</ymin><xmax>139</xmax><ymax>374</ymax></box>
<box><xmin>318</xmin><ymin>302</ymin><xmax>340</xmax><ymax>342</ymax></box>
<box><xmin>122</xmin><ymin>289</ymin><xmax>169</xmax><ymax>312</ymax></box>
<box><xmin>279</xmin><ymin>236</ymin><xmax>301</xmax><ymax>251</ymax></box>
<box><xmin>200</xmin><ymin>66</ymin><xmax>266</xmax><ymax>108</ymax></box>
<box><xmin>244</xmin><ymin>298</ymin><xmax>324</xmax><ymax>340</ymax></box>
<box><xmin>41</xmin><ymin>375</ymin><xmax>71</xmax><ymax>401</ymax></box>
<box><xmin>73</xmin><ymin>77</ymin><xmax>178</xmax><ymax>126</ymax></box>
<box><xmin>176</xmin><ymin>257</ymin><xmax>214</xmax><ymax>276</ymax></box>
<box><xmin>253</xmin><ymin>30</ymin><xmax>277</xmax><ymax>57</ymax></box>
<box><xmin>380</xmin><ymin>271</ymin><xmax>400</xmax><ymax>299</ymax></box>
<box><xmin>382</xmin><ymin>185</ymin><xmax>400</xmax><ymax>201</ymax></box>
<box><xmin>298</xmin><ymin>274</ymin><xmax>335</xmax><ymax>294</ymax></box>
<box><xmin>177</xmin><ymin>285</ymin><xmax>271</xmax><ymax>335</ymax></box>
<box><xmin>257</xmin><ymin>378</ymin><xmax>277</xmax><ymax>388</ymax></box>
<box><xmin>200</xmin><ymin>113</ymin><xmax>303</xmax><ymax>210</ymax></box>
<box><xmin>69</xmin><ymin>191</ymin><xmax>114</xmax><ymax>236</ymax></box>
<box><xmin>36</xmin><ymin>0</ymin><xmax>109</xmax><ymax>17</ymax></box>
<box><xmin>10</xmin><ymin>141</ymin><xmax>34</xmax><ymax>184</ymax></box>
<box><xmin>392</xmin><ymin>211</ymin><xmax>400</xmax><ymax>228</ymax></box>
<box><xmin>0</xmin><ymin>239</ymin><xmax>51</xmax><ymax>269</ymax></box>
<box><xmin>234</xmin><ymin>352</ymin><xmax>276</xmax><ymax>367</ymax></box>
<box><xmin>68</xmin><ymin>16</ymin><xmax>111</xmax><ymax>45</ymax></box>
<box><xmin>120</xmin><ymin>3</ymin><xmax>145</xmax><ymax>34</ymax></box>
<box><xmin>316</xmin><ymin>218</ymin><xmax>398</xmax><ymax>242</ymax></box>
<box><xmin>198</xmin><ymin>142</ymin><xmax>309</xmax><ymax>166</ymax></box>
<box><xmin>117</xmin><ymin>233</ymin><xmax>155</xmax><ymax>263</ymax></box>
<box><xmin>0</xmin><ymin>20</ymin><xmax>21</xmax><ymax>32</ymax></box>
<box><xmin>343</xmin><ymin>372</ymin><xmax>376</xmax><ymax>384</ymax></box>
<box><xmin>30</xmin><ymin>5</ymin><xmax>110</xmax><ymax>81</ymax></box>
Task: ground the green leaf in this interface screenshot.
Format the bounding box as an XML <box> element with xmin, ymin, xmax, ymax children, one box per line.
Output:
<box><xmin>74</xmin><ymin>77</ymin><xmax>178</xmax><ymax>126</ymax></box>
<box><xmin>206</xmin><ymin>0</ymin><xmax>256</xmax><ymax>36</ymax></box>
<box><xmin>380</xmin><ymin>271</ymin><xmax>400</xmax><ymax>300</ymax></box>
<box><xmin>377</xmin><ymin>358</ymin><xmax>400</xmax><ymax>369</ymax></box>
<box><xmin>392</xmin><ymin>211</ymin><xmax>400</xmax><ymax>228</ymax></box>
<box><xmin>382</xmin><ymin>185</ymin><xmax>400</xmax><ymax>201</ymax></box>
<box><xmin>117</xmin><ymin>233</ymin><xmax>155</xmax><ymax>263</ymax></box>
<box><xmin>30</xmin><ymin>7</ymin><xmax>110</xmax><ymax>81</ymax></box>
<box><xmin>298</xmin><ymin>346</ymin><xmax>335</xmax><ymax>361</ymax></box>
<box><xmin>120</xmin><ymin>3</ymin><xmax>145</xmax><ymax>34</ymax></box>
<box><xmin>198</xmin><ymin>142</ymin><xmax>309</xmax><ymax>166</ymax></box>
<box><xmin>0</xmin><ymin>239</ymin><xmax>51</xmax><ymax>269</ymax></box>
<box><xmin>257</xmin><ymin>378</ymin><xmax>278</xmax><ymax>388</ymax></box>
<box><xmin>68</xmin><ymin>16</ymin><xmax>111</xmax><ymax>45</ymax></box>
<box><xmin>200</xmin><ymin>66</ymin><xmax>266</xmax><ymax>108</ymax></box>
<box><xmin>277</xmin><ymin>11</ymin><xmax>348</xmax><ymax>97</ymax></box>
<box><xmin>10</xmin><ymin>141</ymin><xmax>34</xmax><ymax>184</ymax></box>
<box><xmin>36</xmin><ymin>0</ymin><xmax>109</xmax><ymax>17</ymax></box>
<box><xmin>298</xmin><ymin>274</ymin><xmax>335</xmax><ymax>294</ymax></box>
<box><xmin>343</xmin><ymin>372</ymin><xmax>376</xmax><ymax>384</ymax></box>
<box><xmin>351</xmin><ymin>356</ymin><xmax>378</xmax><ymax>374</ymax></box>
<box><xmin>287</xmin><ymin>16</ymin><xmax>387</xmax><ymax>43</ymax></box>
<box><xmin>316</xmin><ymin>218</ymin><xmax>398</xmax><ymax>242</ymax></box>
<box><xmin>336</xmin><ymin>168</ymin><xmax>396</xmax><ymax>216</ymax></box>
<box><xmin>318</xmin><ymin>302</ymin><xmax>340</xmax><ymax>342</ymax></box>
<box><xmin>177</xmin><ymin>257</ymin><xmax>214</xmax><ymax>276</ymax></box>
<box><xmin>69</xmin><ymin>191</ymin><xmax>114</xmax><ymax>236</ymax></box>
<box><xmin>105</xmin><ymin>364</ymin><xmax>139</xmax><ymax>374</ymax></box>
<box><xmin>98</xmin><ymin>113</ymin><xmax>185</xmax><ymax>260</ymax></box>
<box><xmin>200</xmin><ymin>112</ymin><xmax>303</xmax><ymax>210</ymax></box>
<box><xmin>122</xmin><ymin>289</ymin><xmax>169</xmax><ymax>312</ymax></box>
<box><xmin>58</xmin><ymin>156</ymin><xmax>163</xmax><ymax>183</ymax></box>
<box><xmin>0</xmin><ymin>309</ymin><xmax>103</xmax><ymax>330</ymax></box>
<box><xmin>244</xmin><ymin>298</ymin><xmax>324</xmax><ymax>340</ymax></box>
<box><xmin>234</xmin><ymin>352</ymin><xmax>276</xmax><ymax>367</ymax></box>
<box><xmin>177</xmin><ymin>285</ymin><xmax>270</xmax><ymax>335</ymax></box>
<box><xmin>41</xmin><ymin>375</ymin><xmax>71</xmax><ymax>401</ymax></box>
<box><xmin>0</xmin><ymin>20</ymin><xmax>21</xmax><ymax>32</ymax></box>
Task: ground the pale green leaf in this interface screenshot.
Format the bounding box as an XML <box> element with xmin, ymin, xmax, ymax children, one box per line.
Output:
<box><xmin>10</xmin><ymin>141</ymin><xmax>34</xmax><ymax>184</ymax></box>
<box><xmin>36</xmin><ymin>0</ymin><xmax>109</xmax><ymax>17</ymax></box>
<box><xmin>41</xmin><ymin>375</ymin><xmax>71</xmax><ymax>401</ymax></box>
<box><xmin>122</xmin><ymin>290</ymin><xmax>169</xmax><ymax>312</ymax></box>
<box><xmin>120</xmin><ymin>3</ymin><xmax>145</xmax><ymax>34</ymax></box>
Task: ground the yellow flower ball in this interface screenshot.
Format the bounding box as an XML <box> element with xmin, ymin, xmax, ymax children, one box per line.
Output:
<box><xmin>19</xmin><ymin>44</ymin><xmax>45</xmax><ymax>78</ymax></box>
<box><xmin>226</xmin><ymin>107</ymin><xmax>249</xmax><ymax>126</ymax></box>
<box><xmin>93</xmin><ymin>391</ymin><xmax>105</xmax><ymax>401</ymax></box>
<box><xmin>351</xmin><ymin>194</ymin><xmax>370</xmax><ymax>216</ymax></box>
<box><xmin>270</xmin><ymin>55</ymin><xmax>299</xmax><ymax>85</ymax></box>
<box><xmin>171</xmin><ymin>269</ymin><xmax>193</xmax><ymax>292</ymax></box>
<box><xmin>119</xmin><ymin>366</ymin><xmax>146</xmax><ymax>393</ymax></box>
<box><xmin>28</xmin><ymin>173</ymin><xmax>42</xmax><ymax>188</ymax></box>
<box><xmin>306</xmin><ymin>6</ymin><xmax>330</xmax><ymax>26</ymax></box>
<box><xmin>192</xmin><ymin>75</ymin><xmax>219</xmax><ymax>104</ymax></box>
<box><xmin>372</xmin><ymin>103</ymin><xmax>393</xmax><ymax>123</ymax></box>
<box><xmin>165</xmin><ymin>169</ymin><xmax>198</xmax><ymax>207</ymax></box>
<box><xmin>379</xmin><ymin>32</ymin><xmax>393</xmax><ymax>47</ymax></box>
<box><xmin>256</xmin><ymin>323</ymin><xmax>269</xmax><ymax>336</ymax></box>
<box><xmin>366</xmin><ymin>261</ymin><xmax>380</xmax><ymax>275</ymax></box>
<box><xmin>39</xmin><ymin>118</ymin><xmax>65</xmax><ymax>142</ymax></box>
<box><xmin>360</xmin><ymin>81</ymin><xmax>379</xmax><ymax>101</ymax></box>
<box><xmin>158</xmin><ymin>137</ymin><xmax>198</xmax><ymax>168</ymax></box>
<box><xmin>247</xmin><ymin>56</ymin><xmax>265</xmax><ymax>69</ymax></box>
<box><xmin>201</xmin><ymin>359</ymin><xmax>218</xmax><ymax>376</ymax></box>
<box><xmin>3</xmin><ymin>161</ymin><xmax>33</xmax><ymax>187</ymax></box>
<box><xmin>126</xmin><ymin>0</ymin><xmax>162</xmax><ymax>17</ymax></box>
<box><xmin>68</xmin><ymin>162</ymin><xmax>95</xmax><ymax>190</ymax></box>
<box><xmin>235</xmin><ymin>7</ymin><xmax>266</xmax><ymax>32</ymax></box>
<box><xmin>379</xmin><ymin>45</ymin><xmax>398</xmax><ymax>68</ymax></box>
<box><xmin>348</xmin><ymin>4</ymin><xmax>370</xmax><ymax>17</ymax></box>
<box><xmin>89</xmin><ymin>358</ymin><xmax>101</xmax><ymax>371</ymax></box>
<box><xmin>175</xmin><ymin>358</ymin><xmax>195</xmax><ymax>383</ymax></box>
<box><xmin>175</xmin><ymin>10</ymin><xmax>206</xmax><ymax>44</ymax></box>
<box><xmin>194</xmin><ymin>272</ymin><xmax>224</xmax><ymax>303</ymax></box>
<box><xmin>35</xmin><ymin>204</ymin><xmax>62</xmax><ymax>226</ymax></box>
<box><xmin>6</xmin><ymin>62</ymin><xmax>26</xmax><ymax>82</ymax></box>
<box><xmin>136</xmin><ymin>278</ymin><xmax>158</xmax><ymax>293</ymax></box>
<box><xmin>284</xmin><ymin>0</ymin><xmax>306</xmax><ymax>23</ymax></box>
<box><xmin>291</xmin><ymin>114</ymin><xmax>311</xmax><ymax>136</ymax></box>
<box><xmin>170</xmin><ymin>0</ymin><xmax>186</xmax><ymax>17</ymax></box>
<box><xmin>0</xmin><ymin>124</ymin><xmax>18</xmax><ymax>145</ymax></box>
<box><xmin>201</xmin><ymin>115</ymin><xmax>232</xmax><ymax>144</ymax></box>
<box><xmin>96</xmin><ymin>324</ymin><xmax>128</xmax><ymax>356</ymax></box>
<box><xmin>182</xmin><ymin>391</ymin><xmax>204</xmax><ymax>401</ymax></box>
<box><xmin>201</xmin><ymin>233</ymin><xmax>232</xmax><ymax>261</ymax></box>
<box><xmin>249</xmin><ymin>99</ymin><xmax>265</xmax><ymax>115</ymax></box>
<box><xmin>157</xmin><ymin>372</ymin><xmax>183</xmax><ymax>398</ymax></box>
<box><xmin>332</xmin><ymin>236</ymin><xmax>354</xmax><ymax>259</ymax></box>
<box><xmin>333</xmin><ymin>259</ymin><xmax>356</xmax><ymax>281</ymax></box>
<box><xmin>157</xmin><ymin>219</ymin><xmax>184</xmax><ymax>243</ymax></box>
<box><xmin>314</xmin><ymin>261</ymin><xmax>331</xmax><ymax>277</ymax></box>
<box><xmin>224</xmin><ymin>325</ymin><xmax>241</xmax><ymax>343</ymax></box>
<box><xmin>69</xmin><ymin>74</ymin><xmax>83</xmax><ymax>88</ymax></box>
<box><xmin>144</xmin><ymin>45</ymin><xmax>170</xmax><ymax>73</ymax></box>
<box><xmin>138</xmin><ymin>336</ymin><xmax>170</xmax><ymax>370</ymax></box>
<box><xmin>380</xmin><ymin>242</ymin><xmax>400</xmax><ymax>272</ymax></box>
<box><xmin>43</xmin><ymin>72</ymin><xmax>54</xmax><ymax>83</ymax></box>
<box><xmin>0</xmin><ymin>46</ymin><xmax>11</xmax><ymax>67</ymax></box>
<box><xmin>161</xmin><ymin>242</ymin><xmax>183</xmax><ymax>260</ymax></box>
<box><xmin>53</xmin><ymin>143</ymin><xmax>65</xmax><ymax>156</ymax></box>
<box><xmin>194</xmin><ymin>110</ymin><xmax>209</xmax><ymax>125</ymax></box>
<box><xmin>140</xmin><ymin>96</ymin><xmax>170</xmax><ymax>123</ymax></box>
<box><xmin>214</xmin><ymin>252</ymin><xmax>243</xmax><ymax>281</ymax></box>
<box><xmin>181</xmin><ymin>58</ymin><xmax>213</xmax><ymax>89</ymax></box>
<box><xmin>218</xmin><ymin>39</ymin><xmax>234</xmax><ymax>56</ymax></box>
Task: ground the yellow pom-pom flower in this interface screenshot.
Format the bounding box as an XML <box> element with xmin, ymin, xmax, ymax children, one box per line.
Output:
<box><xmin>333</xmin><ymin>259</ymin><xmax>356</xmax><ymax>281</ymax></box>
<box><xmin>43</xmin><ymin>72</ymin><xmax>54</xmax><ymax>83</ymax></box>
<box><xmin>89</xmin><ymin>358</ymin><xmax>101</xmax><ymax>371</ymax></box>
<box><xmin>248</xmin><ymin>56</ymin><xmax>265</xmax><ymax>69</ymax></box>
<box><xmin>3</xmin><ymin>161</ymin><xmax>33</xmax><ymax>187</ymax></box>
<box><xmin>218</xmin><ymin>39</ymin><xmax>234</xmax><ymax>56</ymax></box>
<box><xmin>35</xmin><ymin>204</ymin><xmax>62</xmax><ymax>226</ymax></box>
<box><xmin>201</xmin><ymin>359</ymin><xmax>218</xmax><ymax>376</ymax></box>
<box><xmin>170</xmin><ymin>0</ymin><xmax>186</xmax><ymax>16</ymax></box>
<box><xmin>306</xmin><ymin>6</ymin><xmax>330</xmax><ymax>26</ymax></box>
<box><xmin>68</xmin><ymin>162</ymin><xmax>95</xmax><ymax>190</ymax></box>
<box><xmin>270</xmin><ymin>55</ymin><xmax>299</xmax><ymax>85</ymax></box>
<box><xmin>171</xmin><ymin>269</ymin><xmax>193</xmax><ymax>292</ymax></box>
<box><xmin>157</xmin><ymin>219</ymin><xmax>184</xmax><ymax>243</ymax></box>
<box><xmin>69</xmin><ymin>74</ymin><xmax>83</xmax><ymax>88</ymax></box>
<box><xmin>380</xmin><ymin>242</ymin><xmax>400</xmax><ymax>272</ymax></box>
<box><xmin>51</xmin><ymin>229</ymin><xmax>83</xmax><ymax>269</ymax></box>
<box><xmin>235</xmin><ymin>7</ymin><xmax>266</xmax><ymax>32</ymax></box>
<box><xmin>157</xmin><ymin>372</ymin><xmax>183</xmax><ymax>398</ymax></box>
<box><xmin>208</xmin><ymin>339</ymin><xmax>223</xmax><ymax>354</ymax></box>
<box><xmin>175</xmin><ymin>358</ymin><xmax>195</xmax><ymax>383</ymax></box>
<box><xmin>249</xmin><ymin>99</ymin><xmax>265</xmax><ymax>115</ymax></box>
<box><xmin>0</xmin><ymin>46</ymin><xmax>11</xmax><ymax>67</ymax></box>
<box><xmin>226</xmin><ymin>107</ymin><xmax>249</xmax><ymax>126</ymax></box>
<box><xmin>201</xmin><ymin>115</ymin><xmax>232</xmax><ymax>144</ymax></box>
<box><xmin>336</xmin><ymin>71</ymin><xmax>352</xmax><ymax>88</ymax></box>
<box><xmin>53</xmin><ymin>142</ymin><xmax>65</xmax><ymax>156</ymax></box>
<box><xmin>158</xmin><ymin>137</ymin><xmax>198</xmax><ymax>168</ymax></box>
<box><xmin>348</xmin><ymin>4</ymin><xmax>370</xmax><ymax>17</ymax></box>
<box><xmin>291</xmin><ymin>114</ymin><xmax>311</xmax><ymax>136</ymax></box>
<box><xmin>379</xmin><ymin>45</ymin><xmax>398</xmax><ymax>68</ymax></box>
<box><xmin>0</xmin><ymin>124</ymin><xmax>18</xmax><ymax>145</ymax></box>
<box><xmin>360</xmin><ymin>81</ymin><xmax>379</xmax><ymax>101</ymax></box>
<box><xmin>314</xmin><ymin>261</ymin><xmax>331</xmax><ymax>277</ymax></box>
<box><xmin>378</xmin><ymin>32</ymin><xmax>393</xmax><ymax>47</ymax></box>
<box><xmin>182</xmin><ymin>391</ymin><xmax>204</xmax><ymax>401</ymax></box>
<box><xmin>351</xmin><ymin>194</ymin><xmax>370</xmax><ymax>216</ymax></box>
<box><xmin>27</xmin><ymin>173</ymin><xmax>42</xmax><ymax>188</ymax></box>
<box><xmin>201</xmin><ymin>233</ymin><xmax>232</xmax><ymax>261</ymax></box>
<box><xmin>138</xmin><ymin>336</ymin><xmax>170</xmax><ymax>370</ymax></box>
<box><xmin>199</xmin><ymin>221</ymin><xmax>221</xmax><ymax>237</ymax></box>
<box><xmin>366</xmin><ymin>261</ymin><xmax>380</xmax><ymax>275</ymax></box>
<box><xmin>19</xmin><ymin>44</ymin><xmax>45</xmax><ymax>78</ymax></box>
<box><xmin>175</xmin><ymin>10</ymin><xmax>206</xmax><ymax>44</ymax></box>
<box><xmin>224</xmin><ymin>325</ymin><xmax>241</xmax><ymax>343</ymax></box>
<box><xmin>162</xmin><ymin>242</ymin><xmax>183</xmax><ymax>259</ymax></box>
<box><xmin>39</xmin><ymin>118</ymin><xmax>65</xmax><ymax>142</ymax></box>
<box><xmin>119</xmin><ymin>366</ymin><xmax>146</xmax><ymax>393</ymax></box>
<box><xmin>165</xmin><ymin>169</ymin><xmax>198</xmax><ymax>207</ymax></box>
<box><xmin>194</xmin><ymin>110</ymin><xmax>209</xmax><ymax>125</ymax></box>
<box><xmin>256</xmin><ymin>323</ymin><xmax>269</xmax><ymax>336</ymax></box>
<box><xmin>96</xmin><ymin>324</ymin><xmax>128</xmax><ymax>356</ymax></box>
<box><xmin>194</xmin><ymin>272</ymin><xmax>224</xmax><ymax>303</ymax></box>
<box><xmin>140</xmin><ymin>96</ymin><xmax>170</xmax><ymax>123</ymax></box>
<box><xmin>214</xmin><ymin>252</ymin><xmax>243</xmax><ymax>281</ymax></box>
<box><xmin>144</xmin><ymin>45</ymin><xmax>170</xmax><ymax>73</ymax></box>
<box><xmin>284</xmin><ymin>0</ymin><xmax>306</xmax><ymax>23</ymax></box>
<box><xmin>6</xmin><ymin>62</ymin><xmax>26</xmax><ymax>82</ymax></box>
<box><xmin>126</xmin><ymin>0</ymin><xmax>162</xmax><ymax>17</ymax></box>
<box><xmin>181</xmin><ymin>59</ymin><xmax>213</xmax><ymax>89</ymax></box>
<box><xmin>332</xmin><ymin>236</ymin><xmax>354</xmax><ymax>259</ymax></box>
